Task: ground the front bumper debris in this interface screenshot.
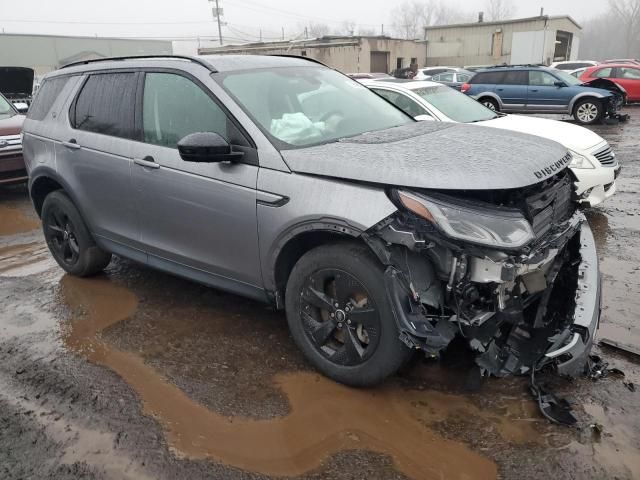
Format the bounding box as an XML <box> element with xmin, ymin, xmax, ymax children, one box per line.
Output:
<box><xmin>541</xmin><ymin>222</ymin><xmax>600</xmax><ymax>376</ymax></box>
<box><xmin>373</xmin><ymin>209</ymin><xmax>601</xmax><ymax>379</ymax></box>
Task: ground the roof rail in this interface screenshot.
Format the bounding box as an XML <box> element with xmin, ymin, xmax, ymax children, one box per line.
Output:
<box><xmin>61</xmin><ymin>55</ymin><xmax>217</xmax><ymax>72</ymax></box>
<box><xmin>483</xmin><ymin>63</ymin><xmax>546</xmax><ymax>69</ymax></box>
<box><xmin>269</xmin><ymin>54</ymin><xmax>331</xmax><ymax>68</ymax></box>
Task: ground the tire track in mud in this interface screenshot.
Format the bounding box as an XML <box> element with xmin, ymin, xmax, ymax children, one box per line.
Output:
<box><xmin>59</xmin><ymin>274</ymin><xmax>499</xmax><ymax>480</ymax></box>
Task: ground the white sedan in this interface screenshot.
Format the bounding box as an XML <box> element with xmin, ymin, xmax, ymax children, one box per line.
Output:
<box><xmin>360</xmin><ymin>79</ymin><xmax>619</xmax><ymax>207</ymax></box>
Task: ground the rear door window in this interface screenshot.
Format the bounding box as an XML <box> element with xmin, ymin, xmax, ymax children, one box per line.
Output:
<box><xmin>28</xmin><ymin>76</ymin><xmax>70</xmax><ymax>121</ymax></box>
<box><xmin>71</xmin><ymin>73</ymin><xmax>137</xmax><ymax>139</ymax></box>
<box><xmin>503</xmin><ymin>71</ymin><xmax>527</xmax><ymax>85</ymax></box>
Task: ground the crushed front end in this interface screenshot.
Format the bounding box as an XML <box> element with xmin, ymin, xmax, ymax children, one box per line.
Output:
<box><xmin>365</xmin><ymin>170</ymin><xmax>601</xmax><ymax>378</ymax></box>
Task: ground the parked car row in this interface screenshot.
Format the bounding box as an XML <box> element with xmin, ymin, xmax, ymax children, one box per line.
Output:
<box><xmin>406</xmin><ymin>59</ymin><xmax>640</xmax><ymax>109</ymax></box>
<box><xmin>361</xmin><ymin>78</ymin><xmax>619</xmax><ymax>207</ymax></box>
<box><xmin>461</xmin><ymin>65</ymin><xmax>627</xmax><ymax>125</ymax></box>
<box><xmin>21</xmin><ymin>54</ymin><xmax>602</xmax><ymax>390</ymax></box>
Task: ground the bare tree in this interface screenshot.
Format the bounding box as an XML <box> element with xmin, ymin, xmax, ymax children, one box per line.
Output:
<box><xmin>334</xmin><ymin>20</ymin><xmax>356</xmax><ymax>36</ymax></box>
<box><xmin>609</xmin><ymin>0</ymin><xmax>640</xmax><ymax>56</ymax></box>
<box><xmin>391</xmin><ymin>1</ymin><xmax>422</xmax><ymax>39</ymax></box>
<box><xmin>358</xmin><ymin>26</ymin><xmax>378</xmax><ymax>36</ymax></box>
<box><xmin>391</xmin><ymin>0</ymin><xmax>472</xmax><ymax>39</ymax></box>
<box><xmin>307</xmin><ymin>22</ymin><xmax>330</xmax><ymax>38</ymax></box>
<box><xmin>485</xmin><ymin>0</ymin><xmax>515</xmax><ymax>21</ymax></box>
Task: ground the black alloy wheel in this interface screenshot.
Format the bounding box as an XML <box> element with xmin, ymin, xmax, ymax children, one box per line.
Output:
<box><xmin>300</xmin><ymin>268</ymin><xmax>381</xmax><ymax>366</ymax></box>
<box><xmin>44</xmin><ymin>205</ymin><xmax>81</xmax><ymax>267</ymax></box>
<box><xmin>41</xmin><ymin>191</ymin><xmax>112</xmax><ymax>276</ymax></box>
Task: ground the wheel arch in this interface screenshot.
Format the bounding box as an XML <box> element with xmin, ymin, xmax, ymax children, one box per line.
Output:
<box><xmin>569</xmin><ymin>92</ymin><xmax>606</xmax><ymax>114</ymax></box>
<box><xmin>476</xmin><ymin>92</ymin><xmax>502</xmax><ymax>109</ymax></box>
<box><xmin>268</xmin><ymin>222</ymin><xmax>369</xmax><ymax>309</ymax></box>
<box><xmin>29</xmin><ymin>167</ymin><xmax>73</xmax><ymax>217</ymax></box>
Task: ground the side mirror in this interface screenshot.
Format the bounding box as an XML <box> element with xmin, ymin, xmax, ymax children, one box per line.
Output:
<box><xmin>415</xmin><ymin>114</ymin><xmax>434</xmax><ymax>121</ymax></box>
<box><xmin>554</xmin><ymin>81</ymin><xmax>567</xmax><ymax>88</ymax></box>
<box><xmin>177</xmin><ymin>132</ymin><xmax>244</xmax><ymax>163</ymax></box>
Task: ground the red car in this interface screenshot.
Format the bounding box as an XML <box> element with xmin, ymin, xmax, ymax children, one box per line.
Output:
<box><xmin>580</xmin><ymin>63</ymin><xmax>640</xmax><ymax>102</ymax></box>
<box><xmin>0</xmin><ymin>92</ymin><xmax>26</xmax><ymax>185</ymax></box>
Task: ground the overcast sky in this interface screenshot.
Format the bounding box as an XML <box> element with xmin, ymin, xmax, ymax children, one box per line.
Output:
<box><xmin>0</xmin><ymin>0</ymin><xmax>608</xmax><ymax>43</ymax></box>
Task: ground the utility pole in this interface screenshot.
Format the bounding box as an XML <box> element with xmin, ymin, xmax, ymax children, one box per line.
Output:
<box><xmin>210</xmin><ymin>0</ymin><xmax>224</xmax><ymax>45</ymax></box>
<box><xmin>282</xmin><ymin>26</ymin><xmax>285</xmax><ymax>40</ymax></box>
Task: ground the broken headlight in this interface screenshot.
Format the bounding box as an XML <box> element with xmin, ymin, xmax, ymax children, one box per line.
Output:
<box><xmin>397</xmin><ymin>191</ymin><xmax>535</xmax><ymax>248</ymax></box>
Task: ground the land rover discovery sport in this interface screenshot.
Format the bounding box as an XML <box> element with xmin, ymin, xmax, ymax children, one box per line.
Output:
<box><xmin>22</xmin><ymin>55</ymin><xmax>601</xmax><ymax>387</ymax></box>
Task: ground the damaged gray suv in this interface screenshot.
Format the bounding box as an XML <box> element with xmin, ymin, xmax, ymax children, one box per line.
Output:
<box><xmin>22</xmin><ymin>55</ymin><xmax>600</xmax><ymax>387</ymax></box>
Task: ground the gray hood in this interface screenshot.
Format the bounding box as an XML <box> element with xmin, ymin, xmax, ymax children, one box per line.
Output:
<box><xmin>281</xmin><ymin>122</ymin><xmax>572</xmax><ymax>190</ymax></box>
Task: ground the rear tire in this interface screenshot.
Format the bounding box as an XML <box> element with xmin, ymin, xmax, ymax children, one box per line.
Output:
<box><xmin>285</xmin><ymin>242</ymin><xmax>412</xmax><ymax>387</ymax></box>
<box><xmin>42</xmin><ymin>191</ymin><xmax>112</xmax><ymax>277</ymax></box>
<box><xmin>479</xmin><ymin>97</ymin><xmax>499</xmax><ymax>111</ymax></box>
<box><xmin>573</xmin><ymin>98</ymin><xmax>602</xmax><ymax>125</ymax></box>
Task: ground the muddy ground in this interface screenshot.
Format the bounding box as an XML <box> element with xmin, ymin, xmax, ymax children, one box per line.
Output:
<box><xmin>1</xmin><ymin>108</ymin><xmax>639</xmax><ymax>480</ymax></box>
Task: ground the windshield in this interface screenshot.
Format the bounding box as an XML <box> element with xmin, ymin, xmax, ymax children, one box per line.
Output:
<box><xmin>553</xmin><ymin>70</ymin><xmax>583</xmax><ymax>86</ymax></box>
<box><xmin>0</xmin><ymin>94</ymin><xmax>16</xmax><ymax>119</ymax></box>
<box><xmin>220</xmin><ymin>66</ymin><xmax>412</xmax><ymax>148</ymax></box>
<box><xmin>412</xmin><ymin>85</ymin><xmax>498</xmax><ymax>123</ymax></box>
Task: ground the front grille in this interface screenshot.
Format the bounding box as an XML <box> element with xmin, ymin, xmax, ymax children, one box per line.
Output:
<box><xmin>525</xmin><ymin>173</ymin><xmax>574</xmax><ymax>238</ymax></box>
<box><xmin>592</xmin><ymin>144</ymin><xmax>616</xmax><ymax>166</ymax></box>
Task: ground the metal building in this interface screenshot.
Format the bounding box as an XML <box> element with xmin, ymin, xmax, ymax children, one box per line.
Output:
<box><xmin>0</xmin><ymin>33</ymin><xmax>173</xmax><ymax>77</ymax></box>
<box><xmin>425</xmin><ymin>15</ymin><xmax>582</xmax><ymax>68</ymax></box>
<box><xmin>199</xmin><ymin>36</ymin><xmax>427</xmax><ymax>74</ymax></box>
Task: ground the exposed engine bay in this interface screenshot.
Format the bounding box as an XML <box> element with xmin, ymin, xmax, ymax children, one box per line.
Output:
<box><xmin>364</xmin><ymin>170</ymin><xmax>599</xmax><ymax>380</ymax></box>
<box><xmin>582</xmin><ymin>78</ymin><xmax>629</xmax><ymax>122</ymax></box>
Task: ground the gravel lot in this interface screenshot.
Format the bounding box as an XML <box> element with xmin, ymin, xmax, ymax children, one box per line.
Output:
<box><xmin>1</xmin><ymin>107</ymin><xmax>639</xmax><ymax>480</ymax></box>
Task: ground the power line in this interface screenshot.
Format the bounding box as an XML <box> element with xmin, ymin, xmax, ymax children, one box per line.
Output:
<box><xmin>227</xmin><ymin>0</ymin><xmax>381</xmax><ymax>27</ymax></box>
<box><xmin>0</xmin><ymin>18</ymin><xmax>216</xmax><ymax>25</ymax></box>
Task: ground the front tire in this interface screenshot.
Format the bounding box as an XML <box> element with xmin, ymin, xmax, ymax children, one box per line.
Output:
<box><xmin>285</xmin><ymin>243</ymin><xmax>412</xmax><ymax>387</ymax></box>
<box><xmin>573</xmin><ymin>98</ymin><xmax>603</xmax><ymax>125</ymax></box>
<box><xmin>42</xmin><ymin>191</ymin><xmax>112</xmax><ymax>276</ymax></box>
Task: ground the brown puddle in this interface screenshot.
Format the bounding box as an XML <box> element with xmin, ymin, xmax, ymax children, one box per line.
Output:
<box><xmin>0</xmin><ymin>242</ymin><xmax>52</xmax><ymax>276</ymax></box>
<box><xmin>570</xmin><ymin>403</ymin><xmax>640</xmax><ymax>479</ymax></box>
<box><xmin>59</xmin><ymin>275</ymin><xmax>500</xmax><ymax>479</ymax></box>
<box><xmin>0</xmin><ymin>205</ymin><xmax>40</xmax><ymax>236</ymax></box>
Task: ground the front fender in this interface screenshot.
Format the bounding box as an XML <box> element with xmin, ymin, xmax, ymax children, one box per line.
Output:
<box><xmin>568</xmin><ymin>91</ymin><xmax>607</xmax><ymax>113</ymax></box>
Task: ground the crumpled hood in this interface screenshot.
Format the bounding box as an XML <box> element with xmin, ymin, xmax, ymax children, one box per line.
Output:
<box><xmin>480</xmin><ymin>114</ymin><xmax>605</xmax><ymax>152</ymax></box>
<box><xmin>281</xmin><ymin>122</ymin><xmax>572</xmax><ymax>190</ymax></box>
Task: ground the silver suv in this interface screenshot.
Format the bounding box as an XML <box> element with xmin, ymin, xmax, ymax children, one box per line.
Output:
<box><xmin>23</xmin><ymin>55</ymin><xmax>600</xmax><ymax>386</ymax></box>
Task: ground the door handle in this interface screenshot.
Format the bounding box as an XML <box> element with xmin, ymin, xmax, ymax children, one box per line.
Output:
<box><xmin>134</xmin><ymin>157</ymin><xmax>160</xmax><ymax>169</ymax></box>
<box><xmin>497</xmin><ymin>88</ymin><xmax>504</xmax><ymax>91</ymax></box>
<box><xmin>530</xmin><ymin>89</ymin><xmax>539</xmax><ymax>92</ymax></box>
<box><xmin>62</xmin><ymin>139</ymin><xmax>81</xmax><ymax>150</ymax></box>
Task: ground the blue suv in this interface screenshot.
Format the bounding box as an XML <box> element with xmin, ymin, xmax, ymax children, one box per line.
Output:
<box><xmin>461</xmin><ymin>65</ymin><xmax>625</xmax><ymax>125</ymax></box>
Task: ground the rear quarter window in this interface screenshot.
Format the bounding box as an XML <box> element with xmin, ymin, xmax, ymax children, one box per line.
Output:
<box><xmin>469</xmin><ymin>71</ymin><xmax>506</xmax><ymax>84</ymax></box>
<box><xmin>27</xmin><ymin>76</ymin><xmax>71</xmax><ymax>121</ymax></box>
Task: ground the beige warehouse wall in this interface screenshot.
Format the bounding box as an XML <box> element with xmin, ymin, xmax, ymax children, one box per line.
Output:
<box><xmin>0</xmin><ymin>34</ymin><xmax>172</xmax><ymax>76</ymax></box>
<box><xmin>426</xmin><ymin>17</ymin><xmax>581</xmax><ymax>66</ymax></box>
